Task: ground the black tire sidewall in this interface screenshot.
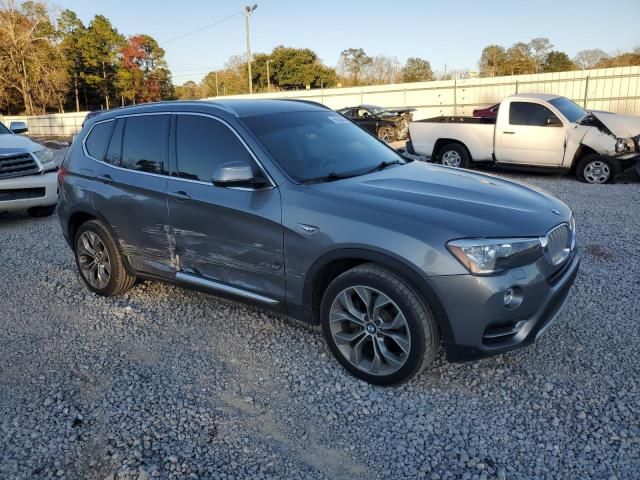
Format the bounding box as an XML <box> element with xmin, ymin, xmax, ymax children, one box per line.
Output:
<box><xmin>320</xmin><ymin>269</ymin><xmax>431</xmax><ymax>386</ymax></box>
<box><xmin>439</xmin><ymin>143</ymin><xmax>470</xmax><ymax>168</ymax></box>
<box><xmin>74</xmin><ymin>221</ymin><xmax>124</xmax><ymax>296</ymax></box>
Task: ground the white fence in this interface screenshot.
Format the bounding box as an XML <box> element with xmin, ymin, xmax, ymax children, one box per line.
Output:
<box><xmin>2</xmin><ymin>66</ymin><xmax>639</xmax><ymax>136</ymax></box>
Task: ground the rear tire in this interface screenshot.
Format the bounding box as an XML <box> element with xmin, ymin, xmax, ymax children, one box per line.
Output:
<box><xmin>28</xmin><ymin>204</ymin><xmax>56</xmax><ymax>217</ymax></box>
<box><xmin>576</xmin><ymin>153</ymin><xmax>618</xmax><ymax>184</ymax></box>
<box><xmin>320</xmin><ymin>263</ymin><xmax>439</xmax><ymax>386</ymax></box>
<box><xmin>74</xmin><ymin>220</ymin><xmax>136</xmax><ymax>296</ymax></box>
<box><xmin>438</xmin><ymin>143</ymin><xmax>470</xmax><ymax>168</ymax></box>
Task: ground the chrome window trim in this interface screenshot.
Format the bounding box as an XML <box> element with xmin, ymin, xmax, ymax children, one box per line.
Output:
<box><xmin>81</xmin><ymin>111</ymin><xmax>276</xmax><ymax>190</ymax></box>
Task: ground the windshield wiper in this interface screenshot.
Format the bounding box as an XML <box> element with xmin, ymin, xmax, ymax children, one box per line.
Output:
<box><xmin>365</xmin><ymin>160</ymin><xmax>403</xmax><ymax>174</ymax></box>
<box><xmin>303</xmin><ymin>171</ymin><xmax>358</xmax><ymax>183</ymax></box>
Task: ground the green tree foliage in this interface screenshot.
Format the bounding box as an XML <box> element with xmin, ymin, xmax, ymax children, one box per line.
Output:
<box><xmin>254</xmin><ymin>46</ymin><xmax>336</xmax><ymax>90</ymax></box>
<box><xmin>337</xmin><ymin>48</ymin><xmax>372</xmax><ymax>86</ymax></box>
<box><xmin>402</xmin><ymin>57</ymin><xmax>434</xmax><ymax>82</ymax></box>
<box><xmin>543</xmin><ymin>51</ymin><xmax>575</xmax><ymax>72</ymax></box>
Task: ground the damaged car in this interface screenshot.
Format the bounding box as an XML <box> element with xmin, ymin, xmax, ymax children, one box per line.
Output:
<box><xmin>408</xmin><ymin>94</ymin><xmax>640</xmax><ymax>184</ymax></box>
<box><xmin>337</xmin><ymin>105</ymin><xmax>416</xmax><ymax>142</ymax></box>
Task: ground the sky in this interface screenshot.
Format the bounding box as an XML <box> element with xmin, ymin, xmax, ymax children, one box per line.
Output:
<box><xmin>52</xmin><ymin>0</ymin><xmax>640</xmax><ymax>84</ymax></box>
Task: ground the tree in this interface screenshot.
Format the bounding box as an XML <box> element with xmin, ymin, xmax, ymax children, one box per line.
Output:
<box><xmin>529</xmin><ymin>37</ymin><xmax>553</xmax><ymax>73</ymax></box>
<box><xmin>254</xmin><ymin>46</ymin><xmax>336</xmax><ymax>90</ymax></box>
<box><xmin>401</xmin><ymin>57</ymin><xmax>433</xmax><ymax>82</ymax></box>
<box><xmin>57</xmin><ymin>9</ymin><xmax>86</xmax><ymax>111</ymax></box>
<box><xmin>79</xmin><ymin>15</ymin><xmax>124</xmax><ymax>110</ymax></box>
<box><xmin>362</xmin><ymin>55</ymin><xmax>401</xmax><ymax>85</ymax></box>
<box><xmin>505</xmin><ymin>42</ymin><xmax>535</xmax><ymax>75</ymax></box>
<box><xmin>574</xmin><ymin>49</ymin><xmax>608</xmax><ymax>70</ymax></box>
<box><xmin>543</xmin><ymin>51</ymin><xmax>575</xmax><ymax>72</ymax></box>
<box><xmin>479</xmin><ymin>45</ymin><xmax>507</xmax><ymax>77</ymax></box>
<box><xmin>337</xmin><ymin>48</ymin><xmax>372</xmax><ymax>86</ymax></box>
<box><xmin>175</xmin><ymin>80</ymin><xmax>201</xmax><ymax>100</ymax></box>
<box><xmin>594</xmin><ymin>50</ymin><xmax>640</xmax><ymax>68</ymax></box>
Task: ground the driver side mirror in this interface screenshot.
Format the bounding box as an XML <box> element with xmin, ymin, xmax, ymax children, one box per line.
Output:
<box><xmin>545</xmin><ymin>116</ymin><xmax>562</xmax><ymax>127</ymax></box>
<box><xmin>9</xmin><ymin>121</ymin><xmax>28</xmax><ymax>134</ymax></box>
<box><xmin>212</xmin><ymin>161</ymin><xmax>269</xmax><ymax>189</ymax></box>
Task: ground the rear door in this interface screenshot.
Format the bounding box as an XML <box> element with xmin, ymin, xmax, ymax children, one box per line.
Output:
<box><xmin>90</xmin><ymin>114</ymin><xmax>174</xmax><ymax>276</ymax></box>
<box><xmin>494</xmin><ymin>101</ymin><xmax>566</xmax><ymax>165</ymax></box>
<box><xmin>166</xmin><ymin>113</ymin><xmax>285</xmax><ymax>303</ymax></box>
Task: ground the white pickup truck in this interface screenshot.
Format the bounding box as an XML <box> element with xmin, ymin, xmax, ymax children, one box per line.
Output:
<box><xmin>407</xmin><ymin>94</ymin><xmax>640</xmax><ymax>184</ymax></box>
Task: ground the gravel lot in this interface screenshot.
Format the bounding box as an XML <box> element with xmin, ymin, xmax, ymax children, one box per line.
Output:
<box><xmin>1</xmin><ymin>150</ymin><xmax>639</xmax><ymax>479</ymax></box>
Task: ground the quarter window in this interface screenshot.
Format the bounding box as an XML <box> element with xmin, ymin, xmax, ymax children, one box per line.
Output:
<box><xmin>120</xmin><ymin>115</ymin><xmax>168</xmax><ymax>174</ymax></box>
<box><xmin>175</xmin><ymin>115</ymin><xmax>255</xmax><ymax>182</ymax></box>
<box><xmin>85</xmin><ymin>121</ymin><xmax>113</xmax><ymax>160</ymax></box>
<box><xmin>509</xmin><ymin>102</ymin><xmax>559</xmax><ymax>126</ymax></box>
<box><xmin>104</xmin><ymin>118</ymin><xmax>124</xmax><ymax>165</ymax></box>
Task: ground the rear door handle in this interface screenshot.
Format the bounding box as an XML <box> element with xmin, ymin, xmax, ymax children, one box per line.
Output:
<box><xmin>98</xmin><ymin>174</ymin><xmax>113</xmax><ymax>184</ymax></box>
<box><xmin>172</xmin><ymin>190</ymin><xmax>191</xmax><ymax>201</ymax></box>
<box><xmin>503</xmin><ymin>131</ymin><xmax>515</xmax><ymax>134</ymax></box>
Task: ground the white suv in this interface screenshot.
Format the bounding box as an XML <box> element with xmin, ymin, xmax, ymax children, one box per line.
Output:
<box><xmin>0</xmin><ymin>121</ymin><xmax>58</xmax><ymax>217</ymax></box>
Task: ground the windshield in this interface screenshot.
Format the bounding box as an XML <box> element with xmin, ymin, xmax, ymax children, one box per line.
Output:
<box><xmin>243</xmin><ymin>111</ymin><xmax>405</xmax><ymax>182</ymax></box>
<box><xmin>367</xmin><ymin>106</ymin><xmax>388</xmax><ymax>115</ymax></box>
<box><xmin>549</xmin><ymin>97</ymin><xmax>587</xmax><ymax>123</ymax></box>
<box><xmin>0</xmin><ymin>122</ymin><xmax>11</xmax><ymax>134</ymax></box>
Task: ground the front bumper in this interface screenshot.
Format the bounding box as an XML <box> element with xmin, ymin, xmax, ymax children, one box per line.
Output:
<box><xmin>0</xmin><ymin>171</ymin><xmax>58</xmax><ymax>212</ymax></box>
<box><xmin>431</xmin><ymin>250</ymin><xmax>580</xmax><ymax>362</ymax></box>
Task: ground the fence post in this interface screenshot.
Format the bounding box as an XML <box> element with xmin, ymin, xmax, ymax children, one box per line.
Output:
<box><xmin>515</xmin><ymin>80</ymin><xmax>519</xmax><ymax>94</ymax></box>
<box><xmin>583</xmin><ymin>75</ymin><xmax>590</xmax><ymax>108</ymax></box>
<box><xmin>453</xmin><ymin>78</ymin><xmax>457</xmax><ymax>116</ymax></box>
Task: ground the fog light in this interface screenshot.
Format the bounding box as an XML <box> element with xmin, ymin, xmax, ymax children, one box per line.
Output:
<box><xmin>504</xmin><ymin>288</ymin><xmax>514</xmax><ymax>306</ymax></box>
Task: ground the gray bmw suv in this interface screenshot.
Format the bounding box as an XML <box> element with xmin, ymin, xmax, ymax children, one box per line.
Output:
<box><xmin>58</xmin><ymin>99</ymin><xmax>579</xmax><ymax>385</ymax></box>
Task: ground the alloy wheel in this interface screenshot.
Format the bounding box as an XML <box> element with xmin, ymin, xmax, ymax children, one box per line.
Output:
<box><xmin>441</xmin><ymin>150</ymin><xmax>462</xmax><ymax>167</ymax></box>
<box><xmin>329</xmin><ymin>286</ymin><xmax>411</xmax><ymax>376</ymax></box>
<box><xmin>583</xmin><ymin>160</ymin><xmax>610</xmax><ymax>184</ymax></box>
<box><xmin>77</xmin><ymin>231</ymin><xmax>111</xmax><ymax>289</ymax></box>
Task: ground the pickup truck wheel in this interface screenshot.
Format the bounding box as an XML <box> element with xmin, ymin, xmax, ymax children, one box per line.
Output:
<box><xmin>320</xmin><ymin>264</ymin><xmax>439</xmax><ymax>386</ymax></box>
<box><xmin>439</xmin><ymin>143</ymin><xmax>470</xmax><ymax>168</ymax></box>
<box><xmin>577</xmin><ymin>154</ymin><xmax>618</xmax><ymax>184</ymax></box>
<box><xmin>74</xmin><ymin>220</ymin><xmax>136</xmax><ymax>296</ymax></box>
<box><xmin>377</xmin><ymin>126</ymin><xmax>396</xmax><ymax>143</ymax></box>
<box><xmin>27</xmin><ymin>204</ymin><xmax>56</xmax><ymax>217</ymax></box>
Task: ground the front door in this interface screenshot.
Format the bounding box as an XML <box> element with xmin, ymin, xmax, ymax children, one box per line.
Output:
<box><xmin>494</xmin><ymin>101</ymin><xmax>566</xmax><ymax>166</ymax></box>
<box><xmin>167</xmin><ymin>113</ymin><xmax>285</xmax><ymax>303</ymax></box>
<box><xmin>355</xmin><ymin>108</ymin><xmax>378</xmax><ymax>135</ymax></box>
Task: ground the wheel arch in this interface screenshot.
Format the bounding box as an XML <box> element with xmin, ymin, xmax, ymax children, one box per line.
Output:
<box><xmin>570</xmin><ymin>144</ymin><xmax>599</xmax><ymax>173</ymax></box>
<box><xmin>302</xmin><ymin>247</ymin><xmax>454</xmax><ymax>342</ymax></box>
<box><xmin>433</xmin><ymin>138</ymin><xmax>472</xmax><ymax>162</ymax></box>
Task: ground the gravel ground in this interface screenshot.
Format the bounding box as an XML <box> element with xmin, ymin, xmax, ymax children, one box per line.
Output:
<box><xmin>1</xmin><ymin>151</ymin><xmax>639</xmax><ymax>479</ymax></box>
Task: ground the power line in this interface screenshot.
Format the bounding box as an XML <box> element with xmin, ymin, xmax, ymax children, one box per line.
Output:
<box><xmin>161</xmin><ymin>11</ymin><xmax>242</xmax><ymax>45</ymax></box>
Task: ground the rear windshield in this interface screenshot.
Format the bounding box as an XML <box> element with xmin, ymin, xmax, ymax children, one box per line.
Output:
<box><xmin>243</xmin><ymin>111</ymin><xmax>404</xmax><ymax>182</ymax></box>
<box><xmin>549</xmin><ymin>97</ymin><xmax>587</xmax><ymax>123</ymax></box>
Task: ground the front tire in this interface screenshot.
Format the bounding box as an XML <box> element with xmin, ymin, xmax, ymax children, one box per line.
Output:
<box><xmin>438</xmin><ymin>143</ymin><xmax>470</xmax><ymax>168</ymax></box>
<box><xmin>74</xmin><ymin>220</ymin><xmax>136</xmax><ymax>296</ymax></box>
<box><xmin>576</xmin><ymin>153</ymin><xmax>618</xmax><ymax>184</ymax></box>
<box><xmin>320</xmin><ymin>264</ymin><xmax>439</xmax><ymax>386</ymax></box>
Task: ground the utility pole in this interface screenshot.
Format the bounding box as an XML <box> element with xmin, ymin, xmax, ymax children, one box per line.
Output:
<box><xmin>244</xmin><ymin>4</ymin><xmax>258</xmax><ymax>94</ymax></box>
<box><xmin>266</xmin><ymin>59</ymin><xmax>272</xmax><ymax>93</ymax></box>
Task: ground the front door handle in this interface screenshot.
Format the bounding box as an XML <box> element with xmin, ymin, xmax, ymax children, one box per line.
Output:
<box><xmin>503</xmin><ymin>131</ymin><xmax>515</xmax><ymax>134</ymax></box>
<box><xmin>98</xmin><ymin>174</ymin><xmax>113</xmax><ymax>184</ymax></box>
<box><xmin>172</xmin><ymin>190</ymin><xmax>191</xmax><ymax>201</ymax></box>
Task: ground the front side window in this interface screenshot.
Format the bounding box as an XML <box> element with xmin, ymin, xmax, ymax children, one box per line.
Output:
<box><xmin>243</xmin><ymin>111</ymin><xmax>405</xmax><ymax>182</ymax></box>
<box><xmin>509</xmin><ymin>102</ymin><xmax>559</xmax><ymax>127</ymax></box>
<box><xmin>85</xmin><ymin>121</ymin><xmax>113</xmax><ymax>160</ymax></box>
<box><xmin>175</xmin><ymin>115</ymin><xmax>255</xmax><ymax>182</ymax></box>
<box><xmin>120</xmin><ymin>115</ymin><xmax>168</xmax><ymax>174</ymax></box>
<box><xmin>0</xmin><ymin>122</ymin><xmax>11</xmax><ymax>135</ymax></box>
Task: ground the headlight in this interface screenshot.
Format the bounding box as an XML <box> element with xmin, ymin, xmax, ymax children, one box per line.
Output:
<box><xmin>33</xmin><ymin>148</ymin><xmax>55</xmax><ymax>169</ymax></box>
<box><xmin>447</xmin><ymin>238</ymin><xmax>542</xmax><ymax>275</ymax></box>
<box><xmin>615</xmin><ymin>138</ymin><xmax>635</xmax><ymax>153</ymax></box>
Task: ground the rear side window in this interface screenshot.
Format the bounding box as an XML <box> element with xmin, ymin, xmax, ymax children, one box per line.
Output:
<box><xmin>120</xmin><ymin>115</ymin><xmax>168</xmax><ymax>174</ymax></box>
<box><xmin>509</xmin><ymin>102</ymin><xmax>558</xmax><ymax>126</ymax></box>
<box><xmin>85</xmin><ymin>121</ymin><xmax>113</xmax><ymax>159</ymax></box>
<box><xmin>175</xmin><ymin>115</ymin><xmax>255</xmax><ymax>182</ymax></box>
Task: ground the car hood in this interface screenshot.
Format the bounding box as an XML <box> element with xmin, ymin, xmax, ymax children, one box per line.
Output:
<box><xmin>0</xmin><ymin>134</ymin><xmax>42</xmax><ymax>155</ymax></box>
<box><xmin>308</xmin><ymin>162</ymin><xmax>571</xmax><ymax>238</ymax></box>
<box><xmin>590</xmin><ymin>111</ymin><xmax>640</xmax><ymax>138</ymax></box>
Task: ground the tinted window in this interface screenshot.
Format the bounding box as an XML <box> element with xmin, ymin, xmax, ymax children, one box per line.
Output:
<box><xmin>104</xmin><ymin>118</ymin><xmax>124</xmax><ymax>165</ymax></box>
<box><xmin>0</xmin><ymin>122</ymin><xmax>10</xmax><ymax>134</ymax></box>
<box><xmin>175</xmin><ymin>115</ymin><xmax>254</xmax><ymax>182</ymax></box>
<box><xmin>243</xmin><ymin>111</ymin><xmax>405</xmax><ymax>182</ymax></box>
<box><xmin>121</xmin><ymin>115</ymin><xmax>168</xmax><ymax>174</ymax></box>
<box><xmin>85</xmin><ymin>121</ymin><xmax>113</xmax><ymax>159</ymax></box>
<box><xmin>549</xmin><ymin>97</ymin><xmax>587</xmax><ymax>123</ymax></box>
<box><xmin>509</xmin><ymin>102</ymin><xmax>558</xmax><ymax>126</ymax></box>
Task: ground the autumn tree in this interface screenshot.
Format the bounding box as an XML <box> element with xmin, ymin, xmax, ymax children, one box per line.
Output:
<box><xmin>479</xmin><ymin>45</ymin><xmax>507</xmax><ymax>77</ymax></box>
<box><xmin>594</xmin><ymin>49</ymin><xmax>640</xmax><ymax>68</ymax></box>
<box><xmin>337</xmin><ymin>48</ymin><xmax>372</xmax><ymax>85</ymax></box>
<box><xmin>401</xmin><ymin>57</ymin><xmax>434</xmax><ymax>82</ymax></box>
